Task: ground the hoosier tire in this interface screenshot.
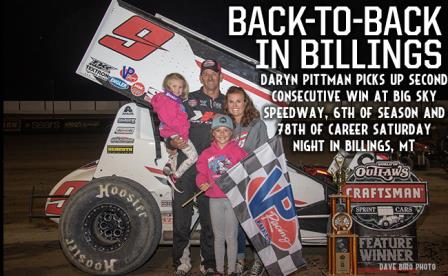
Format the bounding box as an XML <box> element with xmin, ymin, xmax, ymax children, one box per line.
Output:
<box><xmin>59</xmin><ymin>176</ymin><xmax>162</xmax><ymax>275</ymax></box>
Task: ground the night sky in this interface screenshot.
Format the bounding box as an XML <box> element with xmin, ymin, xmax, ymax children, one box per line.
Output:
<box><xmin>2</xmin><ymin>0</ymin><xmax>256</xmax><ymax>101</ymax></box>
<box><xmin>3</xmin><ymin>0</ymin><xmax>448</xmax><ymax>101</ymax></box>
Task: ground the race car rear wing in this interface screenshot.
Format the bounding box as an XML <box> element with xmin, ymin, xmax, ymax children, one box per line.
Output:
<box><xmin>76</xmin><ymin>0</ymin><xmax>284</xmax><ymax>137</ymax></box>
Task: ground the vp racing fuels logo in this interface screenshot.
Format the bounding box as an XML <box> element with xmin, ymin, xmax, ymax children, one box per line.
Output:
<box><xmin>120</xmin><ymin>66</ymin><xmax>138</xmax><ymax>82</ymax></box>
<box><xmin>247</xmin><ymin>167</ymin><xmax>297</xmax><ymax>250</ymax></box>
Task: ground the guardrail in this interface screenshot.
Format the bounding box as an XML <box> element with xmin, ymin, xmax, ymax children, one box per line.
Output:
<box><xmin>3</xmin><ymin>101</ymin><xmax>128</xmax><ymax>115</ymax></box>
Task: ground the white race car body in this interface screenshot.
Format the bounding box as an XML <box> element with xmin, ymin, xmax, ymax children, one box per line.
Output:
<box><xmin>46</xmin><ymin>102</ymin><xmax>333</xmax><ymax>245</ymax></box>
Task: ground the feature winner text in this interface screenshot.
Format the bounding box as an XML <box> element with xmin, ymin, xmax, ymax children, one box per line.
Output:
<box><xmin>360</xmin><ymin>237</ymin><xmax>414</xmax><ymax>262</ymax></box>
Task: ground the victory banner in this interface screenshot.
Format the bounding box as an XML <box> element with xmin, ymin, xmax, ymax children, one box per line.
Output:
<box><xmin>216</xmin><ymin>136</ymin><xmax>306</xmax><ymax>275</ymax></box>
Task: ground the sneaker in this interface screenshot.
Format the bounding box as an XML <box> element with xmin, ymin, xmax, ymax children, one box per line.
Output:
<box><xmin>175</xmin><ymin>263</ymin><xmax>190</xmax><ymax>275</ymax></box>
<box><xmin>174</xmin><ymin>269</ymin><xmax>188</xmax><ymax>276</ymax></box>
<box><xmin>236</xmin><ymin>260</ymin><xmax>245</xmax><ymax>274</ymax></box>
<box><xmin>163</xmin><ymin>163</ymin><xmax>173</xmax><ymax>176</ymax></box>
<box><xmin>202</xmin><ymin>267</ymin><xmax>216</xmax><ymax>276</ymax></box>
<box><xmin>168</xmin><ymin>174</ymin><xmax>183</xmax><ymax>193</ymax></box>
<box><xmin>245</xmin><ymin>260</ymin><xmax>265</xmax><ymax>276</ymax></box>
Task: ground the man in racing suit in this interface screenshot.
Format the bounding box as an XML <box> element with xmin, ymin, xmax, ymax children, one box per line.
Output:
<box><xmin>170</xmin><ymin>59</ymin><xmax>226</xmax><ymax>275</ymax></box>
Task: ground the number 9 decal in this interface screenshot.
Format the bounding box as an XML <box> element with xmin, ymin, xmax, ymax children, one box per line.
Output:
<box><xmin>99</xmin><ymin>16</ymin><xmax>174</xmax><ymax>61</ymax></box>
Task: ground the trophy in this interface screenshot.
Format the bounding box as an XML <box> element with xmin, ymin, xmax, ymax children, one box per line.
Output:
<box><xmin>326</xmin><ymin>153</ymin><xmax>358</xmax><ymax>275</ymax></box>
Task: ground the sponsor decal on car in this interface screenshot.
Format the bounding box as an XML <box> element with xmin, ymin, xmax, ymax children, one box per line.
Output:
<box><xmin>85</xmin><ymin>57</ymin><xmax>117</xmax><ymax>81</ymax></box>
<box><xmin>110</xmin><ymin>137</ymin><xmax>134</xmax><ymax>144</ymax></box>
<box><xmin>161</xmin><ymin>200</ymin><xmax>172</xmax><ymax>208</ymax></box>
<box><xmin>115</xmin><ymin>127</ymin><xmax>134</xmax><ymax>134</ymax></box>
<box><xmin>122</xmin><ymin>106</ymin><xmax>134</xmax><ymax>116</ymax></box>
<box><xmin>46</xmin><ymin>181</ymin><xmax>88</xmax><ymax>215</ymax></box>
<box><xmin>107</xmin><ymin>145</ymin><xmax>134</xmax><ymax>154</ymax></box>
<box><xmin>108</xmin><ymin>77</ymin><xmax>129</xmax><ymax>90</ymax></box>
<box><xmin>98</xmin><ymin>16</ymin><xmax>174</xmax><ymax>61</ymax></box>
<box><xmin>143</xmin><ymin>87</ymin><xmax>159</xmax><ymax>103</ymax></box>
<box><xmin>131</xmin><ymin>82</ymin><xmax>145</xmax><ymax>97</ymax></box>
<box><xmin>120</xmin><ymin>66</ymin><xmax>138</xmax><ymax>82</ymax></box>
<box><xmin>117</xmin><ymin>118</ymin><xmax>136</xmax><ymax>124</ymax></box>
<box><xmin>162</xmin><ymin>213</ymin><xmax>173</xmax><ymax>224</ymax></box>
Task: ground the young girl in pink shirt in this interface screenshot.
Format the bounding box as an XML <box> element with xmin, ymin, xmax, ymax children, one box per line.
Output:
<box><xmin>151</xmin><ymin>73</ymin><xmax>198</xmax><ymax>192</ymax></box>
<box><xmin>196</xmin><ymin>115</ymin><xmax>247</xmax><ymax>276</ymax></box>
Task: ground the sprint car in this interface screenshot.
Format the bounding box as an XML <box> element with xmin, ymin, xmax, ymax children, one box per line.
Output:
<box><xmin>34</xmin><ymin>1</ymin><xmax>389</xmax><ymax>274</ymax></box>
<box><xmin>39</xmin><ymin>102</ymin><xmax>388</xmax><ymax>275</ymax></box>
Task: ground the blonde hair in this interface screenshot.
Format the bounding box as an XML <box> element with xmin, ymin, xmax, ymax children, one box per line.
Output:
<box><xmin>162</xmin><ymin>73</ymin><xmax>189</xmax><ymax>99</ymax></box>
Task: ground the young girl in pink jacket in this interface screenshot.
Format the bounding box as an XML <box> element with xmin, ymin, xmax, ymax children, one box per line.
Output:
<box><xmin>151</xmin><ymin>73</ymin><xmax>198</xmax><ymax>192</ymax></box>
<box><xmin>196</xmin><ymin>115</ymin><xmax>247</xmax><ymax>276</ymax></box>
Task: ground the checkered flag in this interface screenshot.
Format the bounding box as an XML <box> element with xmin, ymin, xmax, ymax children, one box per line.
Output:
<box><xmin>216</xmin><ymin>136</ymin><xmax>306</xmax><ymax>275</ymax></box>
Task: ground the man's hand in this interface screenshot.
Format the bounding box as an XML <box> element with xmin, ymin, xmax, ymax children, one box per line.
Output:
<box><xmin>170</xmin><ymin>136</ymin><xmax>188</xmax><ymax>149</ymax></box>
<box><xmin>199</xmin><ymin>183</ymin><xmax>210</xmax><ymax>192</ymax></box>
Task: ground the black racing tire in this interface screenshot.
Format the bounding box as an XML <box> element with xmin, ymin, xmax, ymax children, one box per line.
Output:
<box><xmin>59</xmin><ymin>176</ymin><xmax>161</xmax><ymax>275</ymax></box>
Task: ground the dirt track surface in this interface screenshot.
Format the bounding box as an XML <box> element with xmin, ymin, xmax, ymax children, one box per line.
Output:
<box><xmin>4</xmin><ymin>133</ymin><xmax>448</xmax><ymax>275</ymax></box>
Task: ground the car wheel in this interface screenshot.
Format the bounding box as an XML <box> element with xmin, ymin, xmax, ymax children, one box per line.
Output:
<box><xmin>59</xmin><ymin>176</ymin><xmax>161</xmax><ymax>275</ymax></box>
